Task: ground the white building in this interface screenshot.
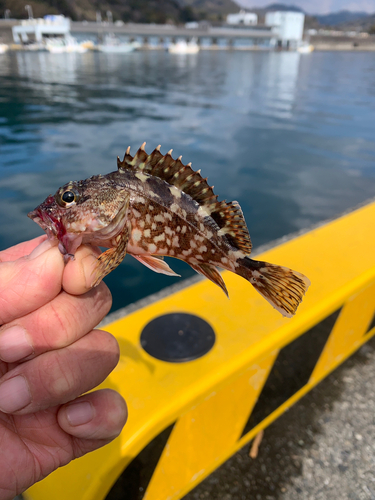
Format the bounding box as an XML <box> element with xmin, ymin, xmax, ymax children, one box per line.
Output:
<box><xmin>12</xmin><ymin>15</ymin><xmax>70</xmax><ymax>44</ymax></box>
<box><xmin>226</xmin><ymin>10</ymin><xmax>258</xmax><ymax>26</ymax></box>
<box><xmin>265</xmin><ymin>11</ymin><xmax>305</xmax><ymax>48</ymax></box>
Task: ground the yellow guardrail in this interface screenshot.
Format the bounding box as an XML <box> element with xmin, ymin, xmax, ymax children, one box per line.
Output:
<box><xmin>25</xmin><ymin>200</ymin><xmax>375</xmax><ymax>500</ymax></box>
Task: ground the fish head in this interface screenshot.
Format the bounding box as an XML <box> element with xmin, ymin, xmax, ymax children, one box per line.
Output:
<box><xmin>28</xmin><ymin>176</ymin><xmax>129</xmax><ymax>257</ymax></box>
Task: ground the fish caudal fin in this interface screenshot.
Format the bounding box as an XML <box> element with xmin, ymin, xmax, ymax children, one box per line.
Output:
<box><xmin>239</xmin><ymin>258</ymin><xmax>310</xmax><ymax>317</ymax></box>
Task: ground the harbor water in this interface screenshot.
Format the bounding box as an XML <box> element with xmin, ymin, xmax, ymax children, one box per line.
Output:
<box><xmin>1</xmin><ymin>49</ymin><xmax>375</xmax><ymax>312</ymax></box>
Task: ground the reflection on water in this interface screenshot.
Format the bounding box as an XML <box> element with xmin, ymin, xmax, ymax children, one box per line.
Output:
<box><xmin>1</xmin><ymin>50</ymin><xmax>375</xmax><ymax>311</ymax></box>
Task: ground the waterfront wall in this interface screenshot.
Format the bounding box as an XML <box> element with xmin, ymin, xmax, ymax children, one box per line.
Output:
<box><xmin>311</xmin><ymin>34</ymin><xmax>375</xmax><ymax>51</ymax></box>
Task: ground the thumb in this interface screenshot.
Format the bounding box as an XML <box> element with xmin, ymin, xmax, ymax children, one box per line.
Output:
<box><xmin>57</xmin><ymin>389</ymin><xmax>127</xmax><ymax>446</ymax></box>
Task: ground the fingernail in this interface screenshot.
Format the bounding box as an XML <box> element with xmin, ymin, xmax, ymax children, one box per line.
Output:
<box><xmin>66</xmin><ymin>401</ymin><xmax>94</xmax><ymax>426</ymax></box>
<box><xmin>0</xmin><ymin>326</ymin><xmax>34</xmax><ymax>362</ymax></box>
<box><xmin>28</xmin><ymin>239</ymin><xmax>53</xmax><ymax>260</ymax></box>
<box><xmin>0</xmin><ymin>375</ymin><xmax>31</xmax><ymax>413</ymax></box>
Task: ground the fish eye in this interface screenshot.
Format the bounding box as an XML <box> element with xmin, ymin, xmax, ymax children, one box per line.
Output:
<box><xmin>57</xmin><ymin>188</ymin><xmax>80</xmax><ymax>208</ymax></box>
<box><xmin>62</xmin><ymin>191</ymin><xmax>75</xmax><ymax>204</ymax></box>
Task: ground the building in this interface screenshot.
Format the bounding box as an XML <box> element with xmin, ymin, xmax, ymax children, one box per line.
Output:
<box><xmin>12</xmin><ymin>15</ymin><xmax>70</xmax><ymax>44</ymax></box>
<box><xmin>226</xmin><ymin>10</ymin><xmax>258</xmax><ymax>26</ymax></box>
<box><xmin>265</xmin><ymin>11</ymin><xmax>305</xmax><ymax>48</ymax></box>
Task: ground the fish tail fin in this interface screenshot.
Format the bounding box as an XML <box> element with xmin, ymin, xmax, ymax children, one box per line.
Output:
<box><xmin>238</xmin><ymin>257</ymin><xmax>310</xmax><ymax>317</ymax></box>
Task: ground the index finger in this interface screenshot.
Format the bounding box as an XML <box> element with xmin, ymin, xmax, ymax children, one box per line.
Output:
<box><xmin>0</xmin><ymin>235</ymin><xmax>47</xmax><ymax>263</ymax></box>
<box><xmin>0</xmin><ymin>239</ymin><xmax>104</xmax><ymax>324</ymax></box>
<box><xmin>0</xmin><ymin>243</ymin><xmax>64</xmax><ymax>324</ymax></box>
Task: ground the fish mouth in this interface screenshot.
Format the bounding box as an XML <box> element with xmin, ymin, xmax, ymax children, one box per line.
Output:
<box><xmin>28</xmin><ymin>197</ymin><xmax>79</xmax><ymax>256</ymax></box>
<box><xmin>29</xmin><ymin>206</ymin><xmax>84</xmax><ymax>257</ymax></box>
<box><xmin>28</xmin><ymin>204</ymin><xmax>64</xmax><ymax>240</ymax></box>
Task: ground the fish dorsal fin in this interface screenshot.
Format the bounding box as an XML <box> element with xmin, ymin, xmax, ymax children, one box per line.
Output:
<box><xmin>118</xmin><ymin>145</ymin><xmax>251</xmax><ymax>254</ymax></box>
<box><xmin>117</xmin><ymin>144</ymin><xmax>218</xmax><ymax>207</ymax></box>
<box><xmin>211</xmin><ymin>200</ymin><xmax>252</xmax><ymax>255</ymax></box>
<box><xmin>117</xmin><ymin>142</ymin><xmax>152</xmax><ymax>172</ymax></box>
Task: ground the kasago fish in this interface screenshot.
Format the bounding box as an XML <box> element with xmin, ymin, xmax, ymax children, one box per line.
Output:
<box><xmin>28</xmin><ymin>144</ymin><xmax>310</xmax><ymax>317</ymax></box>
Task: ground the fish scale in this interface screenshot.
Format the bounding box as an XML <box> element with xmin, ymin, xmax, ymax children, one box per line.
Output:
<box><xmin>28</xmin><ymin>144</ymin><xmax>310</xmax><ymax>317</ymax></box>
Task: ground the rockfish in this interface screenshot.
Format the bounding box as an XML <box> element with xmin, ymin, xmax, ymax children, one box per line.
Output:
<box><xmin>28</xmin><ymin>144</ymin><xmax>310</xmax><ymax>317</ymax></box>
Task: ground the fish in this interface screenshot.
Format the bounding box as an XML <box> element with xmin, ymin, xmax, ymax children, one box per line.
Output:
<box><xmin>28</xmin><ymin>143</ymin><xmax>310</xmax><ymax>317</ymax></box>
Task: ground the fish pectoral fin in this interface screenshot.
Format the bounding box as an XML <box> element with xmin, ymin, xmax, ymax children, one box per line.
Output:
<box><xmin>91</xmin><ymin>227</ymin><xmax>129</xmax><ymax>287</ymax></box>
<box><xmin>189</xmin><ymin>263</ymin><xmax>228</xmax><ymax>298</ymax></box>
<box><xmin>132</xmin><ymin>254</ymin><xmax>181</xmax><ymax>277</ymax></box>
<box><xmin>91</xmin><ymin>196</ymin><xmax>131</xmax><ymax>287</ymax></box>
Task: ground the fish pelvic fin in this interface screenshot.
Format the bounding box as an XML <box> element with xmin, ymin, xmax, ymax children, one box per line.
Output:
<box><xmin>132</xmin><ymin>254</ymin><xmax>181</xmax><ymax>277</ymax></box>
<box><xmin>238</xmin><ymin>257</ymin><xmax>310</xmax><ymax>317</ymax></box>
<box><xmin>189</xmin><ymin>263</ymin><xmax>229</xmax><ymax>298</ymax></box>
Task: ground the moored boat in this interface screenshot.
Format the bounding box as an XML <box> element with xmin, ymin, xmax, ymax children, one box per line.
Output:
<box><xmin>98</xmin><ymin>34</ymin><xmax>139</xmax><ymax>53</ymax></box>
<box><xmin>297</xmin><ymin>42</ymin><xmax>314</xmax><ymax>53</ymax></box>
<box><xmin>168</xmin><ymin>39</ymin><xmax>200</xmax><ymax>54</ymax></box>
<box><xmin>46</xmin><ymin>35</ymin><xmax>89</xmax><ymax>53</ymax></box>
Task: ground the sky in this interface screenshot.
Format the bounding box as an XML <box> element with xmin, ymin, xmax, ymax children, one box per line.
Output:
<box><xmin>235</xmin><ymin>0</ymin><xmax>375</xmax><ymax>14</ymax></box>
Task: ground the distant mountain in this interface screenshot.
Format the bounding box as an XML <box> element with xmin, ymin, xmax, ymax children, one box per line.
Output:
<box><xmin>314</xmin><ymin>10</ymin><xmax>370</xmax><ymax>26</ymax></box>
<box><xmin>233</xmin><ymin>1</ymin><xmax>304</xmax><ymax>12</ymax></box>
<box><xmin>330</xmin><ymin>12</ymin><xmax>375</xmax><ymax>32</ymax></box>
<box><xmin>262</xmin><ymin>3</ymin><xmax>304</xmax><ymax>12</ymax></box>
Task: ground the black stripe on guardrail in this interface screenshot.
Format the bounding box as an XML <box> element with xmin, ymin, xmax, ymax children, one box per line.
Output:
<box><xmin>240</xmin><ymin>308</ymin><xmax>342</xmax><ymax>438</ymax></box>
<box><xmin>105</xmin><ymin>423</ymin><xmax>175</xmax><ymax>500</ymax></box>
<box><xmin>366</xmin><ymin>312</ymin><xmax>375</xmax><ymax>334</ymax></box>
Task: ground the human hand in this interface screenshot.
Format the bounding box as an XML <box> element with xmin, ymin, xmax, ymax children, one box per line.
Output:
<box><xmin>0</xmin><ymin>236</ymin><xmax>127</xmax><ymax>500</ymax></box>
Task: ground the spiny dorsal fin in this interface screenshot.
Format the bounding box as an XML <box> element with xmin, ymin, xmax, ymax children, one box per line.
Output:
<box><xmin>211</xmin><ymin>201</ymin><xmax>252</xmax><ymax>255</ymax></box>
<box><xmin>117</xmin><ymin>144</ymin><xmax>218</xmax><ymax>207</ymax></box>
<box><xmin>118</xmin><ymin>145</ymin><xmax>252</xmax><ymax>254</ymax></box>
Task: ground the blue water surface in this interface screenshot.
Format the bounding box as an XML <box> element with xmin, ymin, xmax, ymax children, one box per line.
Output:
<box><xmin>0</xmin><ymin>50</ymin><xmax>374</xmax><ymax>311</ymax></box>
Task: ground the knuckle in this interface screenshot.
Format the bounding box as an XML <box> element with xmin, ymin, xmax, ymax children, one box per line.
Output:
<box><xmin>39</xmin><ymin>301</ymin><xmax>73</xmax><ymax>348</ymax></box>
<box><xmin>41</xmin><ymin>352</ymin><xmax>79</xmax><ymax>400</ymax></box>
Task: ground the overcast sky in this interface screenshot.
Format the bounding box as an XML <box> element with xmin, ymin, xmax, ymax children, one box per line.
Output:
<box><xmin>236</xmin><ymin>0</ymin><xmax>375</xmax><ymax>14</ymax></box>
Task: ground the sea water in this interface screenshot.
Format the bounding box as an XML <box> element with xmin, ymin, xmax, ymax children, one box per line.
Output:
<box><xmin>1</xmin><ymin>50</ymin><xmax>374</xmax><ymax>311</ymax></box>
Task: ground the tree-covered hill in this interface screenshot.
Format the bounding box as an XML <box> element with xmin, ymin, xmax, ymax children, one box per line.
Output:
<box><xmin>0</xmin><ymin>0</ymin><xmax>237</xmax><ymax>23</ymax></box>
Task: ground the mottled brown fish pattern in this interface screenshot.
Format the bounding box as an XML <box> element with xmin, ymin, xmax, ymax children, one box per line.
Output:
<box><xmin>28</xmin><ymin>143</ymin><xmax>310</xmax><ymax>317</ymax></box>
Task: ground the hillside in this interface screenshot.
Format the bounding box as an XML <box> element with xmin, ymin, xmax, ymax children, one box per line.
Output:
<box><xmin>314</xmin><ymin>10</ymin><xmax>370</xmax><ymax>26</ymax></box>
<box><xmin>0</xmin><ymin>0</ymin><xmax>199</xmax><ymax>23</ymax></box>
<box><xmin>0</xmin><ymin>0</ymin><xmax>304</xmax><ymax>23</ymax></box>
<box><xmin>179</xmin><ymin>0</ymin><xmax>239</xmax><ymax>20</ymax></box>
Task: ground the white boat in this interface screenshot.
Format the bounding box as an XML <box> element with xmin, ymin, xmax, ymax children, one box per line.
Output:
<box><xmin>168</xmin><ymin>39</ymin><xmax>200</xmax><ymax>54</ymax></box>
<box><xmin>46</xmin><ymin>36</ymin><xmax>88</xmax><ymax>54</ymax></box>
<box><xmin>98</xmin><ymin>34</ymin><xmax>138</xmax><ymax>53</ymax></box>
<box><xmin>297</xmin><ymin>42</ymin><xmax>314</xmax><ymax>54</ymax></box>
